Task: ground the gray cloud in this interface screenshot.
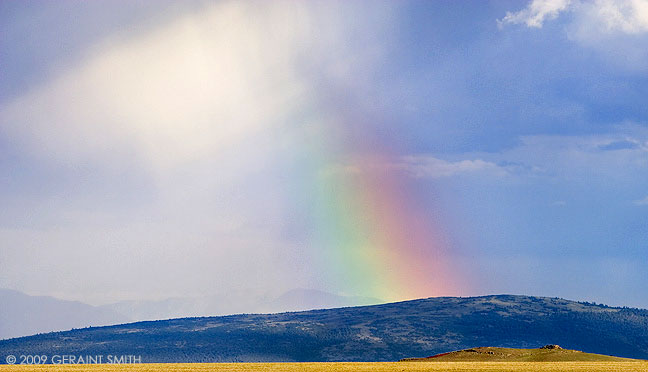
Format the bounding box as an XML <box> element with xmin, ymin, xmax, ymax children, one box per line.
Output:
<box><xmin>634</xmin><ymin>196</ymin><xmax>648</xmax><ymax>205</ymax></box>
<box><xmin>598</xmin><ymin>139</ymin><xmax>641</xmax><ymax>151</ymax></box>
<box><xmin>395</xmin><ymin>156</ymin><xmax>508</xmax><ymax>179</ymax></box>
<box><xmin>398</xmin><ymin>126</ymin><xmax>648</xmax><ymax>183</ymax></box>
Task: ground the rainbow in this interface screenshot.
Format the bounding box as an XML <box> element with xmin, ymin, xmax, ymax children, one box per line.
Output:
<box><xmin>299</xmin><ymin>112</ymin><xmax>469</xmax><ymax>302</ymax></box>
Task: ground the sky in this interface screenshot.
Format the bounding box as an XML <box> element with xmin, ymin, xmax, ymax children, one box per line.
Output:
<box><xmin>1</xmin><ymin>0</ymin><xmax>647</xmax><ymax>308</ymax></box>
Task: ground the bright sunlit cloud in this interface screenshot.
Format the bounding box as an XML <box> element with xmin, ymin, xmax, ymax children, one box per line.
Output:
<box><xmin>0</xmin><ymin>0</ymin><xmax>395</xmax><ymax>303</ymax></box>
<box><xmin>1</xmin><ymin>2</ymin><xmax>313</xmax><ymax>174</ymax></box>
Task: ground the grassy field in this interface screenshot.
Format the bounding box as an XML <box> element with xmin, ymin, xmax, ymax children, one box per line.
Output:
<box><xmin>2</xmin><ymin>362</ymin><xmax>648</xmax><ymax>372</ymax></box>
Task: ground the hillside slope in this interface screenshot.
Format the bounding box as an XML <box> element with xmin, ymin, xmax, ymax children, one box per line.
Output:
<box><xmin>401</xmin><ymin>345</ymin><xmax>639</xmax><ymax>362</ymax></box>
<box><xmin>1</xmin><ymin>295</ymin><xmax>647</xmax><ymax>363</ymax></box>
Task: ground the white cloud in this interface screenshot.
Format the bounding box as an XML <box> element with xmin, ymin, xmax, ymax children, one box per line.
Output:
<box><xmin>334</xmin><ymin>128</ymin><xmax>648</xmax><ymax>182</ymax></box>
<box><xmin>499</xmin><ymin>0</ymin><xmax>648</xmax><ymax>71</ymax></box>
<box><xmin>498</xmin><ymin>0</ymin><xmax>572</xmax><ymax>28</ymax></box>
<box><xmin>395</xmin><ymin>156</ymin><xmax>507</xmax><ymax>178</ymax></box>
<box><xmin>393</xmin><ymin>126</ymin><xmax>648</xmax><ymax>184</ymax></box>
<box><xmin>499</xmin><ymin>0</ymin><xmax>648</xmax><ymax>33</ymax></box>
<box><xmin>320</xmin><ymin>155</ymin><xmax>509</xmax><ymax>181</ymax></box>
<box><xmin>493</xmin><ymin>130</ymin><xmax>648</xmax><ymax>180</ymax></box>
<box><xmin>586</xmin><ymin>0</ymin><xmax>648</xmax><ymax>33</ymax></box>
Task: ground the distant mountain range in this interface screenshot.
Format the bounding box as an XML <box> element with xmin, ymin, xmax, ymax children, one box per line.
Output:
<box><xmin>98</xmin><ymin>288</ymin><xmax>382</xmax><ymax>321</ymax></box>
<box><xmin>0</xmin><ymin>288</ymin><xmax>381</xmax><ymax>340</ymax></box>
<box><xmin>0</xmin><ymin>289</ymin><xmax>128</xmax><ymax>340</ymax></box>
<box><xmin>1</xmin><ymin>295</ymin><xmax>647</xmax><ymax>363</ymax></box>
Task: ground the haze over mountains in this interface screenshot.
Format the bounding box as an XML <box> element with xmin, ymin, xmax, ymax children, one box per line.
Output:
<box><xmin>100</xmin><ymin>289</ymin><xmax>381</xmax><ymax>322</ymax></box>
<box><xmin>0</xmin><ymin>288</ymin><xmax>380</xmax><ymax>340</ymax></box>
<box><xmin>2</xmin><ymin>295</ymin><xmax>647</xmax><ymax>363</ymax></box>
<box><xmin>0</xmin><ymin>289</ymin><xmax>128</xmax><ymax>340</ymax></box>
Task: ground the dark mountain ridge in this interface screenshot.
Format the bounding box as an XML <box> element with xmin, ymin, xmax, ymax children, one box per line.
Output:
<box><xmin>1</xmin><ymin>294</ymin><xmax>647</xmax><ymax>363</ymax></box>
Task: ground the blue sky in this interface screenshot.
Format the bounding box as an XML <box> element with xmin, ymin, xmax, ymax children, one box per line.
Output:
<box><xmin>1</xmin><ymin>0</ymin><xmax>647</xmax><ymax>308</ymax></box>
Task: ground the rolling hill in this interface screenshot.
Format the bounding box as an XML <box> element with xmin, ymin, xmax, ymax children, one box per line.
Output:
<box><xmin>1</xmin><ymin>295</ymin><xmax>647</xmax><ymax>363</ymax></box>
<box><xmin>401</xmin><ymin>345</ymin><xmax>640</xmax><ymax>362</ymax></box>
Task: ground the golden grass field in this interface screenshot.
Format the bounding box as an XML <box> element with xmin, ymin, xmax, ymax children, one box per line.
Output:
<box><xmin>2</xmin><ymin>362</ymin><xmax>648</xmax><ymax>372</ymax></box>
